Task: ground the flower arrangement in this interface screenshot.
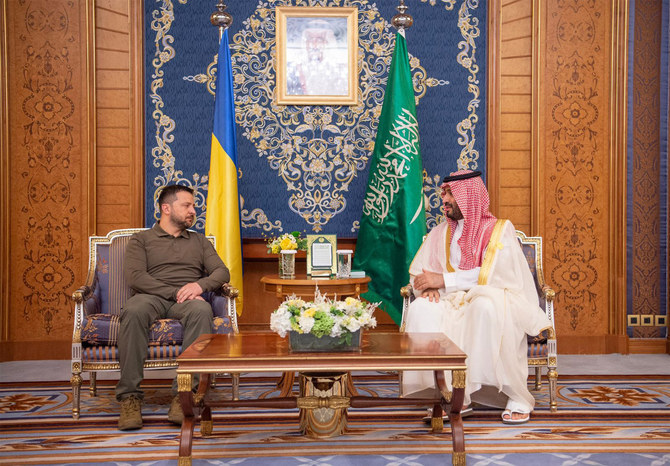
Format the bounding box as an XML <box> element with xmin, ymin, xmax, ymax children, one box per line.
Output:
<box><xmin>270</xmin><ymin>295</ymin><xmax>378</xmax><ymax>344</ymax></box>
<box><xmin>266</xmin><ymin>231</ymin><xmax>307</xmax><ymax>254</ymax></box>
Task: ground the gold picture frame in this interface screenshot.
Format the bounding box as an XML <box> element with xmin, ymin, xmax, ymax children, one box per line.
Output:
<box><xmin>275</xmin><ymin>6</ymin><xmax>358</xmax><ymax>106</ymax></box>
<box><xmin>306</xmin><ymin>234</ymin><xmax>337</xmax><ymax>276</ymax></box>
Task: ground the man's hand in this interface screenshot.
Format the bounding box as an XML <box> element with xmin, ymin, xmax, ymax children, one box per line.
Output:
<box><xmin>176</xmin><ymin>282</ymin><xmax>204</xmax><ymax>303</ymax></box>
<box><xmin>421</xmin><ymin>288</ymin><xmax>441</xmax><ymax>303</ymax></box>
<box><xmin>414</xmin><ymin>269</ymin><xmax>445</xmax><ymax>291</ymax></box>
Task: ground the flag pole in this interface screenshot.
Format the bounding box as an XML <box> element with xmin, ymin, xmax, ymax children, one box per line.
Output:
<box><xmin>392</xmin><ymin>0</ymin><xmax>414</xmax><ymax>33</ymax></box>
<box><xmin>207</xmin><ymin>1</ymin><xmax>244</xmax><ymax>314</ymax></box>
<box><xmin>210</xmin><ymin>0</ymin><xmax>233</xmax><ymax>39</ymax></box>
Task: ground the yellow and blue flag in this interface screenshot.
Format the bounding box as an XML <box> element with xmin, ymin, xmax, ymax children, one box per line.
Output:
<box><xmin>205</xmin><ymin>29</ymin><xmax>243</xmax><ymax>314</ymax></box>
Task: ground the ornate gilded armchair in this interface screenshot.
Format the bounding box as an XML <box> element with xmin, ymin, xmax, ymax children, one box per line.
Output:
<box><xmin>400</xmin><ymin>230</ymin><xmax>558</xmax><ymax>412</ymax></box>
<box><xmin>70</xmin><ymin>228</ymin><xmax>240</xmax><ymax>419</ymax></box>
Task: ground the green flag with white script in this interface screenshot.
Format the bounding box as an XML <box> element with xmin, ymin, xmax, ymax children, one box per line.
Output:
<box><xmin>353</xmin><ymin>31</ymin><xmax>426</xmax><ymax>325</ymax></box>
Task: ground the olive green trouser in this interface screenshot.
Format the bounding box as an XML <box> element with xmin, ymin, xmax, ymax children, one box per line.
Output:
<box><xmin>115</xmin><ymin>294</ymin><xmax>213</xmax><ymax>401</ymax></box>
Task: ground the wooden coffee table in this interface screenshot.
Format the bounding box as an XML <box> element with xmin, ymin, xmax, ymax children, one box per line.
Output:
<box><xmin>176</xmin><ymin>332</ymin><xmax>468</xmax><ymax>465</ymax></box>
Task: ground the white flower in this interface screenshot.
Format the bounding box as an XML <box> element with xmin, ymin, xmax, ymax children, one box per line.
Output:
<box><xmin>344</xmin><ymin>317</ymin><xmax>361</xmax><ymax>333</ymax></box>
<box><xmin>270</xmin><ymin>308</ymin><xmax>292</xmax><ymax>337</ymax></box>
<box><xmin>270</xmin><ymin>296</ymin><xmax>378</xmax><ymax>339</ymax></box>
<box><xmin>330</xmin><ymin>322</ymin><xmax>344</xmax><ymax>337</ymax></box>
<box><xmin>297</xmin><ymin>315</ymin><xmax>315</xmax><ymax>333</ymax></box>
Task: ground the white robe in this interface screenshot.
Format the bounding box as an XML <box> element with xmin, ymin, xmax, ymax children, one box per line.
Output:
<box><xmin>402</xmin><ymin>219</ymin><xmax>552</xmax><ymax>412</ymax></box>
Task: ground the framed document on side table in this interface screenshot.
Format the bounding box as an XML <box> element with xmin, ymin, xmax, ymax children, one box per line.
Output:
<box><xmin>306</xmin><ymin>234</ymin><xmax>337</xmax><ymax>276</ymax></box>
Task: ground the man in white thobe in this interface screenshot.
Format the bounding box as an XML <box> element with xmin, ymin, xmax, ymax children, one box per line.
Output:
<box><xmin>403</xmin><ymin>170</ymin><xmax>551</xmax><ymax>424</ymax></box>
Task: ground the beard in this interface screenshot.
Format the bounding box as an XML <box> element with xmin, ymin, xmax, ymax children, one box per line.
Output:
<box><xmin>445</xmin><ymin>203</ymin><xmax>464</xmax><ymax>221</ymax></box>
<box><xmin>170</xmin><ymin>214</ymin><xmax>194</xmax><ymax>231</ymax></box>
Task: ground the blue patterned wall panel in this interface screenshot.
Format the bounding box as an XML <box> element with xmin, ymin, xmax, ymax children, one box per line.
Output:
<box><xmin>144</xmin><ymin>0</ymin><xmax>487</xmax><ymax>237</ymax></box>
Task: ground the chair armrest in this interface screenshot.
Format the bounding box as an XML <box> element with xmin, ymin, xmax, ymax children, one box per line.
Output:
<box><xmin>72</xmin><ymin>286</ymin><xmax>93</xmax><ymax>304</ymax></box>
<box><xmin>400</xmin><ymin>284</ymin><xmax>413</xmax><ymax>299</ymax></box>
<box><xmin>542</xmin><ymin>285</ymin><xmax>555</xmax><ymax>302</ymax></box>
<box><xmin>72</xmin><ymin>286</ymin><xmax>100</xmax><ymax>316</ymax></box>
<box><xmin>208</xmin><ymin>284</ymin><xmax>239</xmax><ymax>318</ymax></box>
<box><xmin>221</xmin><ymin>283</ymin><xmax>239</xmax><ymax>300</ymax></box>
<box><xmin>399</xmin><ymin>283</ymin><xmax>413</xmax><ymax>332</ymax></box>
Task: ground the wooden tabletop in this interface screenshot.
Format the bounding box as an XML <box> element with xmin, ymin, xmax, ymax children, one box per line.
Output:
<box><xmin>260</xmin><ymin>274</ymin><xmax>371</xmax><ymax>301</ymax></box>
<box><xmin>177</xmin><ymin>332</ymin><xmax>467</xmax><ymax>374</ymax></box>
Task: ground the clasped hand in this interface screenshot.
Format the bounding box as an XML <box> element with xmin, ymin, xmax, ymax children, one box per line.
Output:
<box><xmin>176</xmin><ymin>282</ymin><xmax>204</xmax><ymax>303</ymax></box>
<box><xmin>414</xmin><ymin>269</ymin><xmax>444</xmax><ymax>303</ymax></box>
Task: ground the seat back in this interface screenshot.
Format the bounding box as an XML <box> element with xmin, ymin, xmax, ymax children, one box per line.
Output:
<box><xmin>86</xmin><ymin>228</ymin><xmax>218</xmax><ymax>316</ymax></box>
<box><xmin>89</xmin><ymin>231</ymin><xmax>135</xmax><ymax>316</ymax></box>
<box><xmin>515</xmin><ymin>231</ymin><xmax>547</xmax><ymax>312</ymax></box>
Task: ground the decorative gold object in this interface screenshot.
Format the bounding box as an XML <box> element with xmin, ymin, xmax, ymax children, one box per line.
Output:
<box><xmin>452</xmin><ymin>370</ymin><xmax>466</xmax><ymax>389</ymax></box>
<box><xmin>452</xmin><ymin>451</ymin><xmax>466</xmax><ymax>466</ymax></box>
<box><xmin>431</xmin><ymin>416</ymin><xmax>444</xmax><ymax>431</ymax></box>
<box><xmin>391</xmin><ymin>0</ymin><xmax>413</xmax><ymax>30</ymax></box>
<box><xmin>299</xmin><ymin>372</ymin><xmax>349</xmax><ymax>438</ymax></box>
<box><xmin>177</xmin><ymin>373</ymin><xmax>193</xmax><ymax>393</ymax></box>
<box><xmin>210</xmin><ymin>1</ymin><xmax>232</xmax><ymax>30</ymax></box>
<box><xmin>200</xmin><ymin>420</ymin><xmax>213</xmax><ymax>436</ymax></box>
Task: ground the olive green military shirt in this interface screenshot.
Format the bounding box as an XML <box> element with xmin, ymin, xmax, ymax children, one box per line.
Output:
<box><xmin>124</xmin><ymin>224</ymin><xmax>230</xmax><ymax>300</ymax></box>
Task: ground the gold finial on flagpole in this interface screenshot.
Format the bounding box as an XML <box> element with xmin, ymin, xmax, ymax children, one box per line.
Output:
<box><xmin>392</xmin><ymin>0</ymin><xmax>413</xmax><ymax>31</ymax></box>
<box><xmin>211</xmin><ymin>1</ymin><xmax>233</xmax><ymax>38</ymax></box>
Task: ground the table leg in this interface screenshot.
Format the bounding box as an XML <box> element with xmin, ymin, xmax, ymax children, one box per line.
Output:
<box><xmin>177</xmin><ymin>373</ymin><xmax>196</xmax><ymax>465</ymax></box>
<box><xmin>435</xmin><ymin>369</ymin><xmax>466</xmax><ymax>466</ymax></box>
<box><xmin>450</xmin><ymin>369</ymin><xmax>466</xmax><ymax>466</ymax></box>
<box><xmin>277</xmin><ymin>371</ymin><xmax>295</xmax><ymax>397</ymax></box>
<box><xmin>197</xmin><ymin>374</ymin><xmax>213</xmax><ymax>436</ymax></box>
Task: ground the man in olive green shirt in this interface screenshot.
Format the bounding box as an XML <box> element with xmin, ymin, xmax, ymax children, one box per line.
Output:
<box><xmin>116</xmin><ymin>184</ymin><xmax>230</xmax><ymax>430</ymax></box>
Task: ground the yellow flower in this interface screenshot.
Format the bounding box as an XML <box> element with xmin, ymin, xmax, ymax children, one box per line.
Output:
<box><xmin>303</xmin><ymin>308</ymin><xmax>316</xmax><ymax>317</ymax></box>
<box><xmin>280</xmin><ymin>237</ymin><xmax>296</xmax><ymax>250</ymax></box>
<box><xmin>271</xmin><ymin>244</ymin><xmax>280</xmax><ymax>254</ymax></box>
<box><xmin>344</xmin><ymin>297</ymin><xmax>358</xmax><ymax>306</ymax></box>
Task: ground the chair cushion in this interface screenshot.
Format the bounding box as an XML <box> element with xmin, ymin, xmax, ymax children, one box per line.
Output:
<box><xmin>81</xmin><ymin>314</ymin><xmax>183</xmax><ymax>346</ymax></box>
<box><xmin>528</xmin><ymin>341</ymin><xmax>548</xmax><ymax>358</ymax></box>
<box><xmin>81</xmin><ymin>313</ymin><xmax>234</xmax><ymax>346</ymax></box>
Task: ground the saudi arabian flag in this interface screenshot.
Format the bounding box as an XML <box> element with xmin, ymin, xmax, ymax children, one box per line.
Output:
<box><xmin>353</xmin><ymin>30</ymin><xmax>426</xmax><ymax>325</ymax></box>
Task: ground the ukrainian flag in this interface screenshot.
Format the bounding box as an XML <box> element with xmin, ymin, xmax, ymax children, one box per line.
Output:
<box><xmin>205</xmin><ymin>29</ymin><xmax>243</xmax><ymax>314</ymax></box>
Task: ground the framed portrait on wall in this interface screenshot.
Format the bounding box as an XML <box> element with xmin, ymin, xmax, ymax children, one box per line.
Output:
<box><xmin>275</xmin><ymin>6</ymin><xmax>358</xmax><ymax>105</ymax></box>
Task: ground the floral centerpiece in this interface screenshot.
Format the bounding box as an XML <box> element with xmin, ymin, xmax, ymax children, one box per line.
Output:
<box><xmin>266</xmin><ymin>231</ymin><xmax>307</xmax><ymax>254</ymax></box>
<box><xmin>270</xmin><ymin>294</ymin><xmax>378</xmax><ymax>351</ymax></box>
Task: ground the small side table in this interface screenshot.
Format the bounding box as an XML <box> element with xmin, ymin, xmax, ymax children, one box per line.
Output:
<box><xmin>260</xmin><ymin>274</ymin><xmax>371</xmax><ymax>302</ymax></box>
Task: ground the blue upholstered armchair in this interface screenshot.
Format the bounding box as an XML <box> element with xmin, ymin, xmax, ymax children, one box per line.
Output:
<box><xmin>400</xmin><ymin>230</ymin><xmax>558</xmax><ymax>412</ymax></box>
<box><xmin>70</xmin><ymin>228</ymin><xmax>239</xmax><ymax>419</ymax></box>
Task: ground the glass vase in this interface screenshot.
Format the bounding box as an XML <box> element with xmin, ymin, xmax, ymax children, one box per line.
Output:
<box><xmin>289</xmin><ymin>330</ymin><xmax>361</xmax><ymax>352</ymax></box>
<box><xmin>280</xmin><ymin>249</ymin><xmax>296</xmax><ymax>279</ymax></box>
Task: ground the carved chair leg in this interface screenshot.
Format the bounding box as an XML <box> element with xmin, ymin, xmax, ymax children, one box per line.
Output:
<box><xmin>89</xmin><ymin>371</ymin><xmax>97</xmax><ymax>396</ymax></box>
<box><xmin>231</xmin><ymin>372</ymin><xmax>240</xmax><ymax>401</ymax></box>
<box><xmin>548</xmin><ymin>367</ymin><xmax>558</xmax><ymax>412</ymax></box>
<box><xmin>71</xmin><ymin>372</ymin><xmax>82</xmax><ymax>420</ymax></box>
<box><xmin>534</xmin><ymin>366</ymin><xmax>542</xmax><ymax>390</ymax></box>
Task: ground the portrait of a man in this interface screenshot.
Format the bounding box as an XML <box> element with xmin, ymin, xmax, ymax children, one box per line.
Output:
<box><xmin>285</xmin><ymin>17</ymin><xmax>349</xmax><ymax>96</ymax></box>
